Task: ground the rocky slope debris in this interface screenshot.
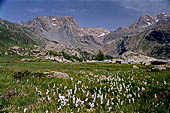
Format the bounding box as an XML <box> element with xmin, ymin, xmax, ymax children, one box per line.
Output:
<box><xmin>121</xmin><ymin>51</ymin><xmax>168</xmax><ymax>65</ymax></box>
<box><xmin>8</xmin><ymin>46</ymin><xmax>82</xmax><ymax>62</ymax></box>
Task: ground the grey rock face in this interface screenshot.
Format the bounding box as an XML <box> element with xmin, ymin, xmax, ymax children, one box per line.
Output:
<box><xmin>156</xmin><ymin>13</ymin><xmax>170</xmax><ymax>25</ymax></box>
<box><xmin>21</xmin><ymin>16</ymin><xmax>110</xmax><ymax>53</ymax></box>
<box><xmin>102</xmin><ymin>13</ymin><xmax>170</xmax><ymax>59</ymax></box>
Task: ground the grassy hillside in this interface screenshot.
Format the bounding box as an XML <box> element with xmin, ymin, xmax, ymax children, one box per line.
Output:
<box><xmin>0</xmin><ymin>19</ymin><xmax>45</xmax><ymax>48</ymax></box>
<box><xmin>0</xmin><ymin>56</ymin><xmax>169</xmax><ymax>112</ymax></box>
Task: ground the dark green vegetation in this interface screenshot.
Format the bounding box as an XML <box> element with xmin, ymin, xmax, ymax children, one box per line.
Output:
<box><xmin>0</xmin><ymin>56</ymin><xmax>170</xmax><ymax>112</ymax></box>
<box><xmin>95</xmin><ymin>50</ymin><xmax>105</xmax><ymax>61</ymax></box>
<box><xmin>61</xmin><ymin>51</ymin><xmax>83</xmax><ymax>62</ymax></box>
<box><xmin>0</xmin><ymin>19</ymin><xmax>45</xmax><ymax>49</ymax></box>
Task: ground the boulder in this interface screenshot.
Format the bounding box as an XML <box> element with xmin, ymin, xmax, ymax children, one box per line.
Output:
<box><xmin>47</xmin><ymin>71</ymin><xmax>69</xmax><ymax>79</ymax></box>
<box><xmin>5</xmin><ymin>52</ymin><xmax>8</xmax><ymax>55</ymax></box>
<box><xmin>148</xmin><ymin>65</ymin><xmax>167</xmax><ymax>72</ymax></box>
<box><xmin>133</xmin><ymin>65</ymin><xmax>139</xmax><ymax>69</ymax></box>
<box><xmin>45</xmin><ymin>56</ymin><xmax>72</xmax><ymax>62</ymax></box>
<box><xmin>153</xmin><ymin>65</ymin><xmax>167</xmax><ymax>71</ymax></box>
<box><xmin>112</xmin><ymin>59</ymin><xmax>124</xmax><ymax>64</ymax></box>
<box><xmin>104</xmin><ymin>60</ymin><xmax>112</xmax><ymax>63</ymax></box>
<box><xmin>122</xmin><ymin>51</ymin><xmax>168</xmax><ymax>65</ymax></box>
<box><xmin>122</xmin><ymin>51</ymin><xmax>156</xmax><ymax>64</ymax></box>
<box><xmin>20</xmin><ymin>58</ymin><xmax>31</xmax><ymax>62</ymax></box>
<box><xmin>11</xmin><ymin>46</ymin><xmax>20</xmax><ymax>51</ymax></box>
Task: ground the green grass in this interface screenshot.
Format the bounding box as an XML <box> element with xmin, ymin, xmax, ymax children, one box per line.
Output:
<box><xmin>0</xmin><ymin>56</ymin><xmax>170</xmax><ymax>112</ymax></box>
<box><xmin>0</xmin><ymin>19</ymin><xmax>45</xmax><ymax>49</ymax></box>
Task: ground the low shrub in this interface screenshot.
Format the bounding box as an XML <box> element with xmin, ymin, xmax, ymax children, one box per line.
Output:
<box><xmin>12</xmin><ymin>70</ymin><xmax>45</xmax><ymax>79</ymax></box>
<box><xmin>12</xmin><ymin>70</ymin><xmax>31</xmax><ymax>79</ymax></box>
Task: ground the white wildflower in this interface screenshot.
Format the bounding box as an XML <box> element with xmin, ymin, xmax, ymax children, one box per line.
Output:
<box><xmin>24</xmin><ymin>108</ymin><xmax>27</xmax><ymax>113</ymax></box>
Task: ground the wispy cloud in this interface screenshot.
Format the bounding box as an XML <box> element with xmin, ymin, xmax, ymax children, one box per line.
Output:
<box><xmin>118</xmin><ymin>0</ymin><xmax>170</xmax><ymax>14</ymax></box>
<box><xmin>50</xmin><ymin>8</ymin><xmax>76</xmax><ymax>13</ymax></box>
<box><xmin>27</xmin><ymin>8</ymin><xmax>44</xmax><ymax>13</ymax></box>
<box><xmin>10</xmin><ymin>0</ymin><xmax>170</xmax><ymax>14</ymax></box>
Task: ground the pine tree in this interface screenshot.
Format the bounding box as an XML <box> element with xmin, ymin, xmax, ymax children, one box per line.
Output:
<box><xmin>96</xmin><ymin>50</ymin><xmax>105</xmax><ymax>61</ymax></box>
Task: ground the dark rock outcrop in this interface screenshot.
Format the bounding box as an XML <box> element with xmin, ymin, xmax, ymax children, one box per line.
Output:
<box><xmin>102</xmin><ymin>13</ymin><xmax>170</xmax><ymax>59</ymax></box>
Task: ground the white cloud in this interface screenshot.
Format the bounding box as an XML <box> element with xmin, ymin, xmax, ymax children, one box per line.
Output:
<box><xmin>119</xmin><ymin>0</ymin><xmax>170</xmax><ymax>14</ymax></box>
<box><xmin>9</xmin><ymin>0</ymin><xmax>170</xmax><ymax>14</ymax></box>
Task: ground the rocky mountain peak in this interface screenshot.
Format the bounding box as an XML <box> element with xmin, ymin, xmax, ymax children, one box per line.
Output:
<box><xmin>115</xmin><ymin>14</ymin><xmax>157</xmax><ymax>31</ymax></box>
<box><xmin>26</xmin><ymin>16</ymin><xmax>79</xmax><ymax>27</ymax></box>
<box><xmin>157</xmin><ymin>13</ymin><xmax>170</xmax><ymax>19</ymax></box>
<box><xmin>156</xmin><ymin>13</ymin><xmax>170</xmax><ymax>25</ymax></box>
<box><xmin>133</xmin><ymin>13</ymin><xmax>157</xmax><ymax>28</ymax></box>
<box><xmin>20</xmin><ymin>16</ymin><xmax>110</xmax><ymax>53</ymax></box>
<box><xmin>60</xmin><ymin>16</ymin><xmax>79</xmax><ymax>26</ymax></box>
<box><xmin>23</xmin><ymin>16</ymin><xmax>81</xmax><ymax>34</ymax></box>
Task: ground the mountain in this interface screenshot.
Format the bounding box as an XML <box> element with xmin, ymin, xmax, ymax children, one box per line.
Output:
<box><xmin>0</xmin><ymin>18</ymin><xmax>84</xmax><ymax>57</ymax></box>
<box><xmin>1</xmin><ymin>13</ymin><xmax>170</xmax><ymax>59</ymax></box>
<box><xmin>0</xmin><ymin>18</ymin><xmax>45</xmax><ymax>48</ymax></box>
<box><xmin>21</xmin><ymin>16</ymin><xmax>110</xmax><ymax>53</ymax></box>
<box><xmin>124</xmin><ymin>23</ymin><xmax>170</xmax><ymax>59</ymax></box>
<box><xmin>102</xmin><ymin>13</ymin><xmax>170</xmax><ymax>59</ymax></box>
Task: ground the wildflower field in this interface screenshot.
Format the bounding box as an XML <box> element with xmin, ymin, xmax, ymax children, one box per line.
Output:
<box><xmin>0</xmin><ymin>56</ymin><xmax>170</xmax><ymax>112</ymax></box>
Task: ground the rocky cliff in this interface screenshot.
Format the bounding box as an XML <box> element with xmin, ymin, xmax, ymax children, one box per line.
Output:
<box><xmin>102</xmin><ymin>13</ymin><xmax>170</xmax><ymax>59</ymax></box>
<box><xmin>21</xmin><ymin>16</ymin><xmax>110</xmax><ymax>53</ymax></box>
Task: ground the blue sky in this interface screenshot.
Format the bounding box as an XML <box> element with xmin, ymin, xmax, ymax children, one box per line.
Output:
<box><xmin>0</xmin><ymin>0</ymin><xmax>170</xmax><ymax>29</ymax></box>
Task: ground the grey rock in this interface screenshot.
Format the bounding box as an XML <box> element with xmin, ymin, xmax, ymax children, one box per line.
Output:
<box><xmin>20</xmin><ymin>58</ymin><xmax>31</xmax><ymax>62</ymax></box>
<box><xmin>151</xmin><ymin>65</ymin><xmax>167</xmax><ymax>71</ymax></box>
<box><xmin>48</xmin><ymin>71</ymin><xmax>69</xmax><ymax>79</ymax></box>
<box><xmin>133</xmin><ymin>65</ymin><xmax>139</xmax><ymax>69</ymax></box>
<box><xmin>122</xmin><ymin>51</ymin><xmax>157</xmax><ymax>64</ymax></box>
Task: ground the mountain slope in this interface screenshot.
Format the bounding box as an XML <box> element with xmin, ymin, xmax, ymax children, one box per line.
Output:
<box><xmin>0</xmin><ymin>18</ymin><xmax>83</xmax><ymax>57</ymax></box>
<box><xmin>21</xmin><ymin>16</ymin><xmax>110</xmax><ymax>53</ymax></box>
<box><xmin>1</xmin><ymin>13</ymin><xmax>170</xmax><ymax>59</ymax></box>
<box><xmin>102</xmin><ymin>13</ymin><xmax>170</xmax><ymax>59</ymax></box>
<box><xmin>125</xmin><ymin>24</ymin><xmax>170</xmax><ymax>59</ymax></box>
<box><xmin>0</xmin><ymin>19</ymin><xmax>45</xmax><ymax>48</ymax></box>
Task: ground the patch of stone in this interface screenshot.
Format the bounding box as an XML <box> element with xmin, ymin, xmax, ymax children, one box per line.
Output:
<box><xmin>133</xmin><ymin>65</ymin><xmax>139</xmax><ymax>69</ymax></box>
<box><xmin>43</xmin><ymin>71</ymin><xmax>69</xmax><ymax>79</ymax></box>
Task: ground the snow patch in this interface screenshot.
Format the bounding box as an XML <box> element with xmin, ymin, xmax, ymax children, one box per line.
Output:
<box><xmin>52</xmin><ymin>23</ymin><xmax>57</xmax><ymax>26</ymax></box>
<box><xmin>98</xmin><ymin>33</ymin><xmax>106</xmax><ymax>37</ymax></box>
<box><xmin>52</xmin><ymin>18</ymin><xmax>56</xmax><ymax>21</ymax></box>
<box><xmin>147</xmin><ymin>22</ymin><xmax>152</xmax><ymax>26</ymax></box>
